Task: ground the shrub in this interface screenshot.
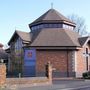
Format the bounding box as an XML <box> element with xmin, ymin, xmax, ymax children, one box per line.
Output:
<box><xmin>82</xmin><ymin>71</ymin><xmax>90</xmax><ymax>79</ymax></box>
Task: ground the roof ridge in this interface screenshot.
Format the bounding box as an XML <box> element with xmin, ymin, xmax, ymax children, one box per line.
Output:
<box><xmin>63</xmin><ymin>30</ymin><xmax>76</xmax><ymax>46</ymax></box>
<box><xmin>63</xmin><ymin>29</ymin><xmax>80</xmax><ymax>46</ymax></box>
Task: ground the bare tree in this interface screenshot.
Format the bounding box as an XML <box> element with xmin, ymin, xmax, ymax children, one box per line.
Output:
<box><xmin>68</xmin><ymin>14</ymin><xmax>87</xmax><ymax>36</ymax></box>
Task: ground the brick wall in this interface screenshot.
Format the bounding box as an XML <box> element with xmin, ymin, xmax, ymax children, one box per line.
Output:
<box><xmin>76</xmin><ymin>49</ymin><xmax>86</xmax><ymax>77</ymax></box>
<box><xmin>76</xmin><ymin>45</ymin><xmax>90</xmax><ymax>77</ymax></box>
<box><xmin>0</xmin><ymin>64</ymin><xmax>6</xmax><ymax>86</ymax></box>
<box><xmin>36</xmin><ymin>50</ymin><xmax>74</xmax><ymax>77</ymax></box>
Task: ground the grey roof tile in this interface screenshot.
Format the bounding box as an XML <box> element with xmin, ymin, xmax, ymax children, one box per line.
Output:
<box><xmin>30</xmin><ymin>28</ymin><xmax>81</xmax><ymax>47</ymax></box>
<box><xmin>16</xmin><ymin>30</ymin><xmax>31</xmax><ymax>42</ymax></box>
<box><xmin>29</xmin><ymin>9</ymin><xmax>75</xmax><ymax>27</ymax></box>
<box><xmin>8</xmin><ymin>30</ymin><xmax>31</xmax><ymax>45</ymax></box>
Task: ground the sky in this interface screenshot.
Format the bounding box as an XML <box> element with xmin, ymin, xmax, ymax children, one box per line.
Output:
<box><xmin>0</xmin><ymin>0</ymin><xmax>90</xmax><ymax>45</ymax></box>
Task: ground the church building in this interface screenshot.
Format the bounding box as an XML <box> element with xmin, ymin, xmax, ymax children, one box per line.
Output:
<box><xmin>8</xmin><ymin>8</ymin><xmax>90</xmax><ymax>78</ymax></box>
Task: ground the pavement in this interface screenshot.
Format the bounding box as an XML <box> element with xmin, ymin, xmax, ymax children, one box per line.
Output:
<box><xmin>5</xmin><ymin>78</ymin><xmax>90</xmax><ymax>90</ymax></box>
<box><xmin>8</xmin><ymin>79</ymin><xmax>90</xmax><ymax>90</ymax></box>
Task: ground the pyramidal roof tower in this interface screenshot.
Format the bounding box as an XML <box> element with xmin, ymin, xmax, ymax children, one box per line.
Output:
<box><xmin>29</xmin><ymin>9</ymin><xmax>76</xmax><ymax>31</ymax></box>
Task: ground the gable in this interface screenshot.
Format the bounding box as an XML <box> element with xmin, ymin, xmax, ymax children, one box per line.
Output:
<box><xmin>8</xmin><ymin>30</ymin><xmax>31</xmax><ymax>45</ymax></box>
<box><xmin>79</xmin><ymin>36</ymin><xmax>90</xmax><ymax>47</ymax></box>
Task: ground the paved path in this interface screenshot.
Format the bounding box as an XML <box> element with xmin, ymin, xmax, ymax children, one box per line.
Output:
<box><xmin>16</xmin><ymin>79</ymin><xmax>90</xmax><ymax>90</ymax></box>
<box><xmin>5</xmin><ymin>79</ymin><xmax>90</xmax><ymax>90</ymax></box>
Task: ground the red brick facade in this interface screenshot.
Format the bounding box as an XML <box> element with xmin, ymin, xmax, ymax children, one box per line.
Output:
<box><xmin>8</xmin><ymin>8</ymin><xmax>90</xmax><ymax>78</ymax></box>
<box><xmin>76</xmin><ymin>44</ymin><xmax>90</xmax><ymax>77</ymax></box>
<box><xmin>36</xmin><ymin>50</ymin><xmax>75</xmax><ymax>77</ymax></box>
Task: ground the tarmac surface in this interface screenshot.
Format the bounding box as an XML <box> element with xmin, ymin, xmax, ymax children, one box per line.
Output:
<box><xmin>14</xmin><ymin>79</ymin><xmax>90</xmax><ymax>90</ymax></box>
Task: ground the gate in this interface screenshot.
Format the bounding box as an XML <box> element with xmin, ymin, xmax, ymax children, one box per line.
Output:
<box><xmin>23</xmin><ymin>49</ymin><xmax>36</xmax><ymax>77</ymax></box>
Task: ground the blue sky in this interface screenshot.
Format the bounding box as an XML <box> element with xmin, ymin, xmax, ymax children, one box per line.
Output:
<box><xmin>0</xmin><ymin>0</ymin><xmax>90</xmax><ymax>45</ymax></box>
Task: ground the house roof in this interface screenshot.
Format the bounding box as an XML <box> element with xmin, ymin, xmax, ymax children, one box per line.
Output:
<box><xmin>0</xmin><ymin>43</ymin><xmax>3</xmax><ymax>47</ymax></box>
<box><xmin>8</xmin><ymin>30</ymin><xmax>31</xmax><ymax>45</ymax></box>
<box><xmin>29</xmin><ymin>9</ymin><xmax>76</xmax><ymax>27</ymax></box>
<box><xmin>16</xmin><ymin>30</ymin><xmax>31</xmax><ymax>42</ymax></box>
<box><xmin>0</xmin><ymin>49</ymin><xmax>8</xmax><ymax>59</ymax></box>
<box><xmin>8</xmin><ymin>29</ymin><xmax>90</xmax><ymax>48</ymax></box>
<box><xmin>30</xmin><ymin>28</ymin><xmax>81</xmax><ymax>47</ymax></box>
<box><xmin>79</xmin><ymin>36</ymin><xmax>90</xmax><ymax>46</ymax></box>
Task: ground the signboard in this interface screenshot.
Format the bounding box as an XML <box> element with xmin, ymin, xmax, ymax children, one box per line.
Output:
<box><xmin>24</xmin><ymin>49</ymin><xmax>36</xmax><ymax>66</ymax></box>
<box><xmin>24</xmin><ymin>49</ymin><xmax>36</xmax><ymax>60</ymax></box>
<box><xmin>23</xmin><ymin>49</ymin><xmax>36</xmax><ymax>76</ymax></box>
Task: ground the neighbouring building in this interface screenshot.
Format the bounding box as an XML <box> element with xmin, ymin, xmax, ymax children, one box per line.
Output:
<box><xmin>0</xmin><ymin>43</ymin><xmax>8</xmax><ymax>61</ymax></box>
<box><xmin>0</xmin><ymin>43</ymin><xmax>8</xmax><ymax>70</ymax></box>
<box><xmin>8</xmin><ymin>8</ymin><xmax>90</xmax><ymax>78</ymax></box>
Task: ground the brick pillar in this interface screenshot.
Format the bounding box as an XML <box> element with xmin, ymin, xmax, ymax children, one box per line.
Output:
<box><xmin>46</xmin><ymin>61</ymin><xmax>52</xmax><ymax>83</ymax></box>
<box><xmin>0</xmin><ymin>64</ymin><xmax>6</xmax><ymax>86</ymax></box>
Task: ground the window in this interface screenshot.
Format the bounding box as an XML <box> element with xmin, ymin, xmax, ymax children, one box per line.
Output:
<box><xmin>63</xmin><ymin>24</ymin><xmax>74</xmax><ymax>30</ymax></box>
<box><xmin>31</xmin><ymin>23</ymin><xmax>74</xmax><ymax>31</ymax></box>
<box><xmin>31</xmin><ymin>23</ymin><xmax>63</xmax><ymax>30</ymax></box>
<box><xmin>86</xmin><ymin>48</ymin><xmax>89</xmax><ymax>71</ymax></box>
<box><xmin>15</xmin><ymin>38</ymin><xmax>22</xmax><ymax>53</ymax></box>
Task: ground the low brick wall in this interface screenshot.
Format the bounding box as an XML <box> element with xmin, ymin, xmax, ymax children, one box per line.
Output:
<box><xmin>6</xmin><ymin>77</ymin><xmax>49</xmax><ymax>85</ymax></box>
<box><xmin>0</xmin><ymin>64</ymin><xmax>6</xmax><ymax>86</ymax></box>
<box><xmin>6</xmin><ymin>62</ymin><xmax>52</xmax><ymax>87</ymax></box>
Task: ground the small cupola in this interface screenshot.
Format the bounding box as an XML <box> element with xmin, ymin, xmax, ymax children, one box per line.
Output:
<box><xmin>29</xmin><ymin>9</ymin><xmax>76</xmax><ymax>31</ymax></box>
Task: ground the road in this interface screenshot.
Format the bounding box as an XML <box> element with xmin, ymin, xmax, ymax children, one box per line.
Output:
<box><xmin>12</xmin><ymin>79</ymin><xmax>90</xmax><ymax>90</ymax></box>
